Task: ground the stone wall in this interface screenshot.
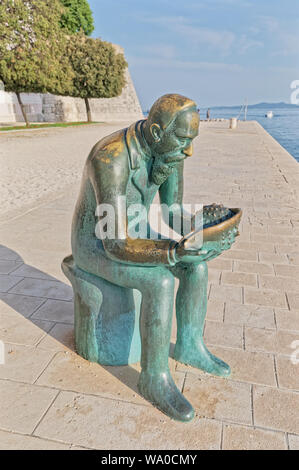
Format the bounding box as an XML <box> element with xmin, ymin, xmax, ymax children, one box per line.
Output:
<box><xmin>0</xmin><ymin>91</ymin><xmax>44</xmax><ymax>123</ymax></box>
<box><xmin>0</xmin><ymin>45</ymin><xmax>143</xmax><ymax>124</ymax></box>
<box><xmin>42</xmin><ymin>68</ymin><xmax>143</xmax><ymax>123</ymax></box>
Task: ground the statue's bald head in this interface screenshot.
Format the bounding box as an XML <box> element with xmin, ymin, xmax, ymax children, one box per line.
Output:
<box><xmin>142</xmin><ymin>93</ymin><xmax>199</xmax><ymax>185</ymax></box>
<box><xmin>147</xmin><ymin>93</ymin><xmax>197</xmax><ymax>130</ymax></box>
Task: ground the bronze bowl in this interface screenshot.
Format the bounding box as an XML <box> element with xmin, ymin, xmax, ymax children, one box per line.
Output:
<box><xmin>183</xmin><ymin>206</ymin><xmax>242</xmax><ymax>251</ymax></box>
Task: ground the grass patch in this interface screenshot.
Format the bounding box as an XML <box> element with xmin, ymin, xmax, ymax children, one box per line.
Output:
<box><xmin>0</xmin><ymin>121</ymin><xmax>102</xmax><ymax>131</ymax></box>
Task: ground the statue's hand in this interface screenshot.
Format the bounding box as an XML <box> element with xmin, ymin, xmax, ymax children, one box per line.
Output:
<box><xmin>175</xmin><ymin>240</ymin><xmax>220</xmax><ymax>264</ymax></box>
<box><xmin>175</xmin><ymin>230</ymin><xmax>237</xmax><ymax>264</ymax></box>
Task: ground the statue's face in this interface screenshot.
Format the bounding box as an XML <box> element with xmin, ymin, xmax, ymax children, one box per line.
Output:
<box><xmin>152</xmin><ymin>109</ymin><xmax>199</xmax><ymax>161</ymax></box>
<box><xmin>150</xmin><ymin>109</ymin><xmax>199</xmax><ymax>185</ymax></box>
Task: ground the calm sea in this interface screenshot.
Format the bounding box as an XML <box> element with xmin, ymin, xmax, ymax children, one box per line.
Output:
<box><xmin>201</xmin><ymin>105</ymin><xmax>299</xmax><ymax>162</ymax></box>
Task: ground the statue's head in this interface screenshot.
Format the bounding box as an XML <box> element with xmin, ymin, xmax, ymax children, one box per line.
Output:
<box><xmin>144</xmin><ymin>94</ymin><xmax>200</xmax><ymax>185</ymax></box>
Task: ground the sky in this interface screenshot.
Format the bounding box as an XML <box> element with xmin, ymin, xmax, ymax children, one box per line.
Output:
<box><xmin>89</xmin><ymin>0</ymin><xmax>299</xmax><ymax>109</ymax></box>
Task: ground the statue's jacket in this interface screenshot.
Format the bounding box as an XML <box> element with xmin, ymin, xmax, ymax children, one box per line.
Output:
<box><xmin>71</xmin><ymin>120</ymin><xmax>182</xmax><ymax>268</ymax></box>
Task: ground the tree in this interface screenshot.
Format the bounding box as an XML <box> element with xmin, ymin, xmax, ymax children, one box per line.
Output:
<box><xmin>66</xmin><ymin>34</ymin><xmax>127</xmax><ymax>122</ymax></box>
<box><xmin>0</xmin><ymin>0</ymin><xmax>74</xmax><ymax>126</ymax></box>
<box><xmin>59</xmin><ymin>0</ymin><xmax>94</xmax><ymax>36</ymax></box>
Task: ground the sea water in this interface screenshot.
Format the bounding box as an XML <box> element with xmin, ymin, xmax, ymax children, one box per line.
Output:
<box><xmin>201</xmin><ymin>105</ymin><xmax>299</xmax><ymax>162</ymax></box>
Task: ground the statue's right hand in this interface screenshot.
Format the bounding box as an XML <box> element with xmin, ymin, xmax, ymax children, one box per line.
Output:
<box><xmin>174</xmin><ymin>240</ymin><xmax>219</xmax><ymax>264</ymax></box>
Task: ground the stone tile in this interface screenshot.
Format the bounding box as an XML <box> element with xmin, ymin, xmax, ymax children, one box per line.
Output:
<box><xmin>0</xmin><ymin>293</ymin><xmax>46</xmax><ymax>318</ymax></box>
<box><xmin>0</xmin><ymin>430</ymin><xmax>70</xmax><ymax>450</ymax></box>
<box><xmin>287</xmin><ymin>293</ymin><xmax>299</xmax><ymax>310</ymax></box>
<box><xmin>275</xmin><ymin>309</ymin><xmax>299</xmax><ymax>331</ymax></box>
<box><xmin>221</xmin><ymin>250</ymin><xmax>258</xmax><ymax>261</ymax></box>
<box><xmin>36</xmin><ymin>351</ymin><xmax>184</xmax><ymax>405</ymax></box>
<box><xmin>10</xmin><ymin>264</ymin><xmax>54</xmax><ymax>280</ymax></box>
<box><xmin>222</xmin><ymin>271</ymin><xmax>257</xmax><ymax>287</ymax></box>
<box><xmin>225</xmin><ymin>302</ymin><xmax>275</xmax><ymax>328</ymax></box>
<box><xmin>184</xmin><ymin>374</ymin><xmax>252</xmax><ymax>425</ymax></box>
<box><xmin>208</xmin><ymin>269</ymin><xmax>221</xmax><ymax>284</ymax></box>
<box><xmin>204</xmin><ymin>321</ymin><xmax>243</xmax><ymax>349</ymax></box>
<box><xmin>0</xmin><ymin>379</ymin><xmax>58</xmax><ymax>434</ymax></box>
<box><xmin>0</xmin><ymin>344</ymin><xmax>55</xmax><ymax>383</ymax></box>
<box><xmin>244</xmin><ymin>288</ymin><xmax>288</xmax><ymax>309</ymax></box>
<box><xmin>0</xmin><ymin>246</ymin><xmax>22</xmax><ymax>261</ymax></box>
<box><xmin>245</xmin><ymin>327</ymin><xmax>299</xmax><ymax>355</ymax></box>
<box><xmin>206</xmin><ymin>300</ymin><xmax>225</xmax><ymax>322</ymax></box>
<box><xmin>266</xmin><ymin>225</ymin><xmax>293</xmax><ymax>236</ymax></box>
<box><xmin>0</xmin><ymin>313</ymin><xmax>53</xmax><ymax>346</ymax></box>
<box><xmin>276</xmin><ymin>244</ymin><xmax>299</xmax><ymax>254</ymax></box>
<box><xmin>253</xmin><ymin>385</ymin><xmax>299</xmax><ymax>434</ymax></box>
<box><xmin>208</xmin><ymin>258</ymin><xmax>233</xmax><ymax>271</ymax></box>
<box><xmin>0</xmin><ymin>275</ymin><xmax>23</xmax><ymax>293</ymax></box>
<box><xmin>276</xmin><ymin>356</ymin><xmax>299</xmax><ymax>391</ymax></box>
<box><xmin>209</xmin><ymin>284</ymin><xmax>242</xmax><ymax>304</ymax></box>
<box><xmin>0</xmin><ymin>260</ymin><xmax>23</xmax><ymax>275</ymax></box>
<box><xmin>260</xmin><ymin>275</ymin><xmax>299</xmax><ymax>293</ymax></box>
<box><xmin>274</xmin><ymin>264</ymin><xmax>299</xmax><ymax>278</ymax></box>
<box><xmin>36</xmin><ymin>324</ymin><xmax>75</xmax><ymax>352</ymax></box>
<box><xmin>288</xmin><ymin>253</ymin><xmax>299</xmax><ymax>265</ymax></box>
<box><xmin>259</xmin><ymin>252</ymin><xmax>289</xmax><ymax>265</ymax></box>
<box><xmin>222</xmin><ymin>423</ymin><xmax>287</xmax><ymax>450</ymax></box>
<box><xmin>32</xmin><ymin>299</ymin><xmax>74</xmax><ymax>324</ymax></box>
<box><xmin>34</xmin><ymin>391</ymin><xmax>222</xmax><ymax>449</ymax></box>
<box><xmin>177</xmin><ymin>346</ymin><xmax>276</xmax><ymax>387</ymax></box>
<box><xmin>234</xmin><ymin>260</ymin><xmax>274</xmax><ymax>275</ymax></box>
<box><xmin>251</xmin><ymin>233</ymin><xmax>290</xmax><ymax>244</ymax></box>
<box><xmin>235</xmin><ymin>242</ymin><xmax>275</xmax><ymax>253</ymax></box>
<box><xmin>288</xmin><ymin>434</ymin><xmax>299</xmax><ymax>450</ymax></box>
<box><xmin>9</xmin><ymin>278</ymin><xmax>73</xmax><ymax>301</ymax></box>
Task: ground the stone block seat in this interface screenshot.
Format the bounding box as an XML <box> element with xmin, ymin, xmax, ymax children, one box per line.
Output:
<box><xmin>61</xmin><ymin>255</ymin><xmax>141</xmax><ymax>366</ymax></box>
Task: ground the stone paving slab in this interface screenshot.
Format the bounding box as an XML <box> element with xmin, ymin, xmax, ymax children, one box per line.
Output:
<box><xmin>177</xmin><ymin>346</ymin><xmax>277</xmax><ymax>388</ymax></box>
<box><xmin>33</xmin><ymin>390</ymin><xmax>222</xmax><ymax>450</ymax></box>
<box><xmin>222</xmin><ymin>424</ymin><xmax>287</xmax><ymax>450</ymax></box>
<box><xmin>0</xmin><ymin>120</ymin><xmax>299</xmax><ymax>449</ymax></box>
<box><xmin>0</xmin><ymin>430</ymin><xmax>72</xmax><ymax>450</ymax></box>
<box><xmin>183</xmin><ymin>374</ymin><xmax>252</xmax><ymax>425</ymax></box>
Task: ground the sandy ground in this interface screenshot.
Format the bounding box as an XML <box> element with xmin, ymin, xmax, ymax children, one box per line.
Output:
<box><xmin>0</xmin><ymin>122</ymin><xmax>131</xmax><ymax>221</ymax></box>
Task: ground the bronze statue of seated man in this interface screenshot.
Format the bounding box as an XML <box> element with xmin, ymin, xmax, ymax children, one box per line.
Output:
<box><xmin>63</xmin><ymin>94</ymin><xmax>240</xmax><ymax>422</ymax></box>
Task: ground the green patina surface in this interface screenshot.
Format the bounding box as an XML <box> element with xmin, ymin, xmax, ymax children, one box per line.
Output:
<box><xmin>62</xmin><ymin>93</ymin><xmax>241</xmax><ymax>422</ymax></box>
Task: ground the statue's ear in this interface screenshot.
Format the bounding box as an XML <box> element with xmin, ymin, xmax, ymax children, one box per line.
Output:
<box><xmin>150</xmin><ymin>123</ymin><xmax>162</xmax><ymax>142</ymax></box>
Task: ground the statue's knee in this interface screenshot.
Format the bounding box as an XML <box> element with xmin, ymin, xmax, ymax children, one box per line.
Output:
<box><xmin>141</xmin><ymin>269</ymin><xmax>174</xmax><ymax>295</ymax></box>
<box><xmin>188</xmin><ymin>262</ymin><xmax>208</xmax><ymax>280</ymax></box>
<box><xmin>160</xmin><ymin>271</ymin><xmax>175</xmax><ymax>291</ymax></box>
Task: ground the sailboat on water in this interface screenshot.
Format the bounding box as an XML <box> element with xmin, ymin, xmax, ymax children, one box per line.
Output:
<box><xmin>265</xmin><ymin>111</ymin><xmax>274</xmax><ymax>118</ymax></box>
<box><xmin>236</xmin><ymin>98</ymin><xmax>248</xmax><ymax>121</ymax></box>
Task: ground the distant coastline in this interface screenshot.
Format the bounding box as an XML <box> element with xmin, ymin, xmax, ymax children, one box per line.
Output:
<box><xmin>142</xmin><ymin>102</ymin><xmax>299</xmax><ymax>116</ymax></box>
<box><xmin>209</xmin><ymin>102</ymin><xmax>299</xmax><ymax>110</ymax></box>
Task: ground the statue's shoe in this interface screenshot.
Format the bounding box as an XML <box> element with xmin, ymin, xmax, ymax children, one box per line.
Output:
<box><xmin>174</xmin><ymin>341</ymin><xmax>231</xmax><ymax>378</ymax></box>
<box><xmin>138</xmin><ymin>370</ymin><xmax>194</xmax><ymax>422</ymax></box>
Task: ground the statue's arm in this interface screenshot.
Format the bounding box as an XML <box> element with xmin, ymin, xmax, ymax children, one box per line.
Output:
<box><xmin>159</xmin><ymin>161</ymin><xmax>196</xmax><ymax>236</ymax></box>
<box><xmin>88</xmin><ymin>153</ymin><xmax>177</xmax><ymax>266</ymax></box>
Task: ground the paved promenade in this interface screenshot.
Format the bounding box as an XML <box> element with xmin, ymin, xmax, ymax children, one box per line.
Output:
<box><xmin>0</xmin><ymin>121</ymin><xmax>299</xmax><ymax>449</ymax></box>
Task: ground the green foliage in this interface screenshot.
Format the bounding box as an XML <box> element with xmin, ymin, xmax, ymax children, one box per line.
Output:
<box><xmin>60</xmin><ymin>0</ymin><xmax>94</xmax><ymax>36</ymax></box>
<box><xmin>0</xmin><ymin>0</ymin><xmax>74</xmax><ymax>95</ymax></box>
<box><xmin>66</xmin><ymin>34</ymin><xmax>127</xmax><ymax>99</ymax></box>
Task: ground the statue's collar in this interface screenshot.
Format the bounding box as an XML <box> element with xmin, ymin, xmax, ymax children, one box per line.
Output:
<box><xmin>125</xmin><ymin>120</ymin><xmax>151</xmax><ymax>170</ymax></box>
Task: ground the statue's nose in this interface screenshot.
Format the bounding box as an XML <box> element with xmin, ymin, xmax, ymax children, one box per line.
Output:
<box><xmin>183</xmin><ymin>143</ymin><xmax>193</xmax><ymax>157</ymax></box>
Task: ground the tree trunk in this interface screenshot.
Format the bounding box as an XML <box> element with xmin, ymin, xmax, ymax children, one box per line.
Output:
<box><xmin>84</xmin><ymin>97</ymin><xmax>92</xmax><ymax>123</ymax></box>
<box><xmin>16</xmin><ymin>92</ymin><xmax>29</xmax><ymax>127</ymax></box>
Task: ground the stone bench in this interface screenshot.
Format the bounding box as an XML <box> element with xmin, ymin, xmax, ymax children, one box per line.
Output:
<box><xmin>61</xmin><ymin>255</ymin><xmax>141</xmax><ymax>366</ymax></box>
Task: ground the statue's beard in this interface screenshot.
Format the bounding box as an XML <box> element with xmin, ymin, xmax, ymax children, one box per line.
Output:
<box><xmin>150</xmin><ymin>158</ymin><xmax>174</xmax><ymax>186</ymax></box>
